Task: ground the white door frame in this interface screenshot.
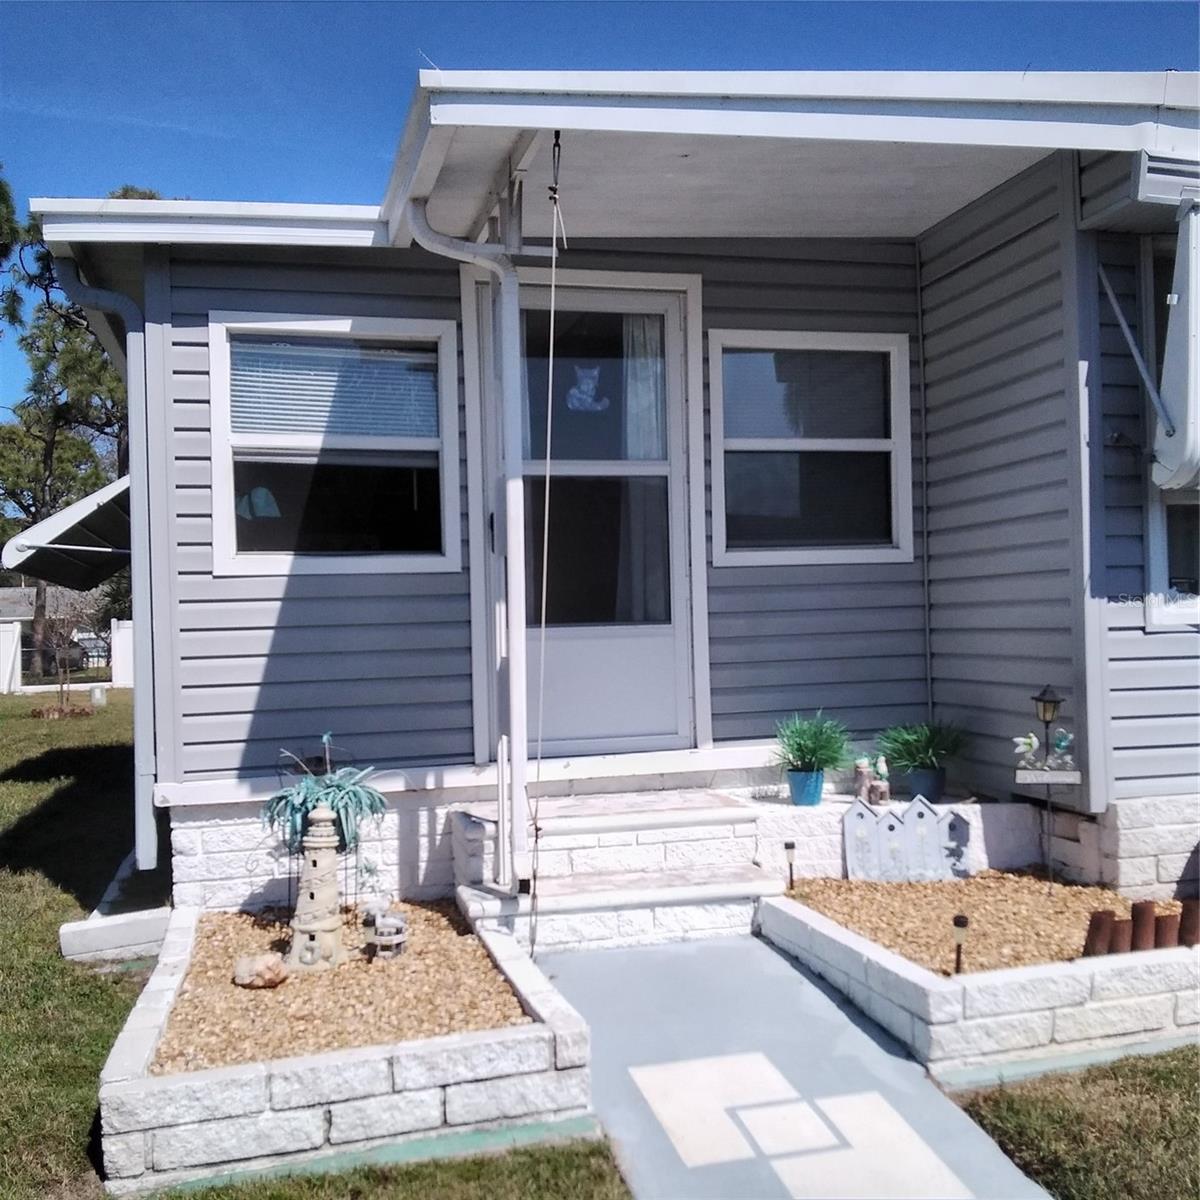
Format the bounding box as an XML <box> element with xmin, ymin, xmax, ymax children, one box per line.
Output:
<box><xmin>460</xmin><ymin>266</ymin><xmax>712</xmax><ymax>766</ymax></box>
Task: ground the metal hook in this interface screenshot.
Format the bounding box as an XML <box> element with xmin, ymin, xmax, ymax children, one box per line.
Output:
<box><xmin>549</xmin><ymin>130</ymin><xmax>561</xmax><ymax>202</ymax></box>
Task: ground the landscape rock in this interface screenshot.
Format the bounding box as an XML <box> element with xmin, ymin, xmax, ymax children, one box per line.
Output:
<box><xmin>233</xmin><ymin>952</ymin><xmax>289</xmax><ymax>989</ymax></box>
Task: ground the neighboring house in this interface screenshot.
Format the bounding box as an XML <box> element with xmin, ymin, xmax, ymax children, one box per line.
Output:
<box><xmin>7</xmin><ymin>71</ymin><xmax>1197</xmax><ymax>907</ymax></box>
<box><xmin>0</xmin><ymin>584</ymin><xmax>96</xmax><ymax>672</ymax></box>
<box><xmin>0</xmin><ymin>587</ymin><xmax>38</xmax><ymax>630</ymax></box>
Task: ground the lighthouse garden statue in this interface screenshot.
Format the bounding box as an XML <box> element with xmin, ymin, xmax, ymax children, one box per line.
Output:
<box><xmin>262</xmin><ymin>733</ymin><xmax>388</xmax><ymax>972</ymax></box>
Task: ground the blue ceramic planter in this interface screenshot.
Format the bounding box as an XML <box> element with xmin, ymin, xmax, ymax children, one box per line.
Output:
<box><xmin>787</xmin><ymin>769</ymin><xmax>824</xmax><ymax>806</ymax></box>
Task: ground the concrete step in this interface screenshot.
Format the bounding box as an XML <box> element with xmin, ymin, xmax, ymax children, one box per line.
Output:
<box><xmin>451</xmin><ymin>789</ymin><xmax>762</xmax><ymax>887</ymax></box>
<box><xmin>457</xmin><ymin>862</ymin><xmax>785</xmax><ymax>951</ymax></box>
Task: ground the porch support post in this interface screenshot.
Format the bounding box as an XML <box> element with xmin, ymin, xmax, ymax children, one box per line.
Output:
<box><xmin>406</xmin><ymin>201</ymin><xmax>530</xmax><ymax>889</ymax></box>
<box><xmin>495</xmin><ymin>271</ymin><xmax>531</xmax><ymax>881</ymax></box>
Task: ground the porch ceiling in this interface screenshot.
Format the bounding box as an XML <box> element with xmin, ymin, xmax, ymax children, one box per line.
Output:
<box><xmin>425</xmin><ymin>128</ymin><xmax>1049</xmax><ymax>240</ymax></box>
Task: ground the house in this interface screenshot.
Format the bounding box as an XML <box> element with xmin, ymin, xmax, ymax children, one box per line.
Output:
<box><xmin>8</xmin><ymin>71</ymin><xmax>1198</xmax><ymax>917</ymax></box>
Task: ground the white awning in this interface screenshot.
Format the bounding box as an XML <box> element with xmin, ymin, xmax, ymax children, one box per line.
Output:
<box><xmin>1</xmin><ymin>476</ymin><xmax>131</xmax><ymax>590</ymax></box>
<box><xmin>1153</xmin><ymin>202</ymin><xmax>1200</xmax><ymax>490</ymax></box>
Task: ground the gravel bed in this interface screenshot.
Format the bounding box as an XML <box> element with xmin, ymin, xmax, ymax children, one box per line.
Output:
<box><xmin>790</xmin><ymin>871</ymin><xmax>1182</xmax><ymax>975</ymax></box>
<box><xmin>151</xmin><ymin>901</ymin><xmax>529</xmax><ymax>1074</ymax></box>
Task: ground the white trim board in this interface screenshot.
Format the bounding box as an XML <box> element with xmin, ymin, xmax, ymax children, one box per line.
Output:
<box><xmin>414</xmin><ymin>70</ymin><xmax>1200</xmax><ymax>109</ymax></box>
<box><xmin>153</xmin><ymin>738</ymin><xmax>780</xmax><ymax>808</ymax></box>
<box><xmin>206</xmin><ymin>311</ymin><xmax>462</xmax><ymax>577</ymax></box>
<box><xmin>708</xmin><ymin>329</ymin><xmax>914</xmax><ymax>568</ymax></box>
<box><xmin>33</xmin><ymin>198</ymin><xmax>387</xmax><ymax>249</ymax></box>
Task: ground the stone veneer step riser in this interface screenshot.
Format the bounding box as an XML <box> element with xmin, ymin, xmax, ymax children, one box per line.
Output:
<box><xmin>451</xmin><ymin>807</ymin><xmax>761</xmax><ymax>889</ymax></box>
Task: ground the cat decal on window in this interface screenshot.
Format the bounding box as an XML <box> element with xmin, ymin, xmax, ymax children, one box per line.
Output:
<box><xmin>565</xmin><ymin>364</ymin><xmax>610</xmax><ymax>412</ymax></box>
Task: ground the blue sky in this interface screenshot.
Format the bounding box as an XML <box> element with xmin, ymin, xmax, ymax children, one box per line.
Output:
<box><xmin>1</xmin><ymin>0</ymin><xmax>1197</xmax><ymax>396</ymax></box>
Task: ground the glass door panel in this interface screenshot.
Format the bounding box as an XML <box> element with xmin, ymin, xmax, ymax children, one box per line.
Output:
<box><xmin>523</xmin><ymin>310</ymin><xmax>667</xmax><ymax>461</ymax></box>
<box><xmin>524</xmin><ymin>476</ymin><xmax>671</xmax><ymax>625</ymax></box>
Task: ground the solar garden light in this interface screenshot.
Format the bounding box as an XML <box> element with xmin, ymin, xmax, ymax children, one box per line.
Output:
<box><xmin>1031</xmin><ymin>685</ymin><xmax>1064</xmax><ymax>764</ymax></box>
<box><xmin>783</xmin><ymin>841</ymin><xmax>796</xmax><ymax>890</ymax></box>
<box><xmin>363</xmin><ymin>896</ymin><xmax>408</xmax><ymax>961</ymax></box>
<box><xmin>952</xmin><ymin>913</ymin><xmax>969</xmax><ymax>974</ymax></box>
<box><xmin>365</xmin><ymin>910</ymin><xmax>408</xmax><ymax>961</ymax></box>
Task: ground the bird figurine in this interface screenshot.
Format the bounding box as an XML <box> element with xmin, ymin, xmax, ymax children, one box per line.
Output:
<box><xmin>1012</xmin><ymin>733</ymin><xmax>1040</xmax><ymax>768</ymax></box>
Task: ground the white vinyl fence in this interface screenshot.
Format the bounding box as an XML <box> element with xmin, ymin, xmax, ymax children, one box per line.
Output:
<box><xmin>0</xmin><ymin>621</ymin><xmax>21</xmax><ymax>694</ymax></box>
<box><xmin>110</xmin><ymin>619</ymin><xmax>134</xmax><ymax>688</ymax></box>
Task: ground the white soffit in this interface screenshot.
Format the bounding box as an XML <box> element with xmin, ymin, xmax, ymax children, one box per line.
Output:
<box><xmin>429</xmin><ymin>131</ymin><xmax>1050</xmax><ymax>239</ymax></box>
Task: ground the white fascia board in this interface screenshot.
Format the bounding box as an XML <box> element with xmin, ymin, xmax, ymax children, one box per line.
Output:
<box><xmin>31</xmin><ymin>198</ymin><xmax>387</xmax><ymax>248</ymax></box>
<box><xmin>418</xmin><ymin>69</ymin><xmax>1199</xmax><ymax>110</ymax></box>
<box><xmin>428</xmin><ymin>97</ymin><xmax>1200</xmax><ymax>159</ymax></box>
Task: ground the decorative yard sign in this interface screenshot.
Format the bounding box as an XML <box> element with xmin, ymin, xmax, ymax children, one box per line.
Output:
<box><xmin>843</xmin><ymin>797</ymin><xmax>969</xmax><ymax>882</ymax></box>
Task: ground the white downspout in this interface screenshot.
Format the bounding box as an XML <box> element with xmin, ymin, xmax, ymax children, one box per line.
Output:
<box><xmin>55</xmin><ymin>259</ymin><xmax>158</xmax><ymax>870</ymax></box>
<box><xmin>406</xmin><ymin>200</ymin><xmax>531</xmax><ymax>889</ymax></box>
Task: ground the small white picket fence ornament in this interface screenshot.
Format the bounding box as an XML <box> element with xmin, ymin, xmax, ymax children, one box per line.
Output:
<box><xmin>843</xmin><ymin>796</ymin><xmax>969</xmax><ymax>882</ymax></box>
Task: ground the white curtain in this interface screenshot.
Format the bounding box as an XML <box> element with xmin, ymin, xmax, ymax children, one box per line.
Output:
<box><xmin>623</xmin><ymin>315</ymin><xmax>666</xmax><ymax>460</ymax></box>
<box><xmin>620</xmin><ymin>315</ymin><xmax>669</xmax><ymax>622</ymax></box>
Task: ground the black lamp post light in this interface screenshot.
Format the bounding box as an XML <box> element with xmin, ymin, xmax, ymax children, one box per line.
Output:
<box><xmin>1031</xmin><ymin>685</ymin><xmax>1063</xmax><ymax>765</ymax></box>
<box><xmin>784</xmin><ymin>841</ymin><xmax>796</xmax><ymax>891</ymax></box>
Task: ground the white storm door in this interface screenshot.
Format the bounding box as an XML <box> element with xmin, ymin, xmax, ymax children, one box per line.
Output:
<box><xmin>520</xmin><ymin>287</ymin><xmax>692</xmax><ymax>755</ymax></box>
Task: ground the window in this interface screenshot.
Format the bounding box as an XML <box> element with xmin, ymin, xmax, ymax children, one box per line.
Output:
<box><xmin>1140</xmin><ymin>241</ymin><xmax>1199</xmax><ymax>627</ymax></box>
<box><xmin>208</xmin><ymin>314</ymin><xmax>460</xmax><ymax>575</ymax></box>
<box><xmin>708</xmin><ymin>330</ymin><xmax>913</xmax><ymax>565</ymax></box>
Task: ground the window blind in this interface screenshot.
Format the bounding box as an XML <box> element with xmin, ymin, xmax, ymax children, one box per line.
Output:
<box><xmin>230</xmin><ymin>338</ymin><xmax>439</xmax><ymax>439</ymax></box>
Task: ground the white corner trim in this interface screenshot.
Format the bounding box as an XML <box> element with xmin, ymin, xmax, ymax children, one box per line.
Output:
<box><xmin>460</xmin><ymin>267</ymin><xmax>495</xmax><ymax>766</ymax></box>
<box><xmin>708</xmin><ymin>329</ymin><xmax>914</xmax><ymax>568</ymax></box>
<box><xmin>206</xmin><ymin>311</ymin><xmax>462</xmax><ymax>577</ymax></box>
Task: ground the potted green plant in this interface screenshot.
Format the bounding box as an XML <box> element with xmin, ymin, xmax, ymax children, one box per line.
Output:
<box><xmin>263</xmin><ymin>734</ymin><xmax>387</xmax><ymax>853</ymax></box>
<box><xmin>875</xmin><ymin>722</ymin><xmax>967</xmax><ymax>804</ymax></box>
<box><xmin>775</xmin><ymin>712</ymin><xmax>850</xmax><ymax>806</ymax></box>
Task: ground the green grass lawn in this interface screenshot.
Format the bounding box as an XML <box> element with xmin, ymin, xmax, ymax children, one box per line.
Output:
<box><xmin>173</xmin><ymin>1142</ymin><xmax>631</xmax><ymax>1200</ymax></box>
<box><xmin>961</xmin><ymin>1045</ymin><xmax>1199</xmax><ymax>1200</ymax></box>
<box><xmin>0</xmin><ymin>690</ymin><xmax>147</xmax><ymax>1199</ymax></box>
<box><xmin>0</xmin><ymin>691</ymin><xmax>630</xmax><ymax>1200</ymax></box>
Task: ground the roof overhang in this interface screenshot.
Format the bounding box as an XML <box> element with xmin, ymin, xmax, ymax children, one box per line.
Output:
<box><xmin>384</xmin><ymin>69</ymin><xmax>1200</xmax><ymax>244</ymax></box>
<box><xmin>2</xmin><ymin>476</ymin><xmax>131</xmax><ymax>590</ymax></box>
<box><xmin>33</xmin><ymin>198</ymin><xmax>389</xmax><ymax>253</ymax></box>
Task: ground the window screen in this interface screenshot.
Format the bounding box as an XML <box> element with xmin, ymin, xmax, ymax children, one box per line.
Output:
<box><xmin>716</xmin><ymin>340</ymin><xmax>903</xmax><ymax>557</ymax></box>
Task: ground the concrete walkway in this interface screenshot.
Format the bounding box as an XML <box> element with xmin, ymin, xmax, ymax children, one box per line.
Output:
<box><xmin>541</xmin><ymin>937</ymin><xmax>1046</xmax><ymax>1200</ymax></box>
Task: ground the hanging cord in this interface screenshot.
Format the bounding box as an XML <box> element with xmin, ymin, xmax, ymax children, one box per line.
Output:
<box><xmin>529</xmin><ymin>132</ymin><xmax>567</xmax><ymax>958</ymax></box>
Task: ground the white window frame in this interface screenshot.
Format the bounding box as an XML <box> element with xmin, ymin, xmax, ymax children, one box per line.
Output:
<box><xmin>1137</xmin><ymin>240</ymin><xmax>1199</xmax><ymax>629</ymax></box>
<box><xmin>708</xmin><ymin>329</ymin><xmax>913</xmax><ymax>567</ymax></box>
<box><xmin>207</xmin><ymin>311</ymin><xmax>461</xmax><ymax>576</ymax></box>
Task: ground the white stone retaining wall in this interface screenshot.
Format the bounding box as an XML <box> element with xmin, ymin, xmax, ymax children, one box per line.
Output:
<box><xmin>451</xmin><ymin>810</ymin><xmax>758</xmax><ymax>887</ymax></box>
<box><xmin>746</xmin><ymin>794</ymin><xmax>1042</xmax><ymax>880</ymax></box>
<box><xmin>169</xmin><ymin>795</ymin><xmax>463</xmax><ymax>910</ymax></box>
<box><xmin>100</xmin><ymin>910</ymin><xmax>590</xmax><ymax>1194</ymax></box>
<box><xmin>60</xmin><ymin>850</ymin><xmax>169</xmax><ymax>962</ymax></box>
<box><xmin>759</xmin><ymin>896</ymin><xmax>1199</xmax><ymax>1079</ymax></box>
<box><xmin>1051</xmin><ymin>795</ymin><xmax>1200</xmax><ymax>901</ymax></box>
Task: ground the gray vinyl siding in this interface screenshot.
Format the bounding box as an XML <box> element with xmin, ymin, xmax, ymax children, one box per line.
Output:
<box><xmin>1079</xmin><ymin>151</ymin><xmax>1135</xmax><ymax>226</ymax></box>
<box><xmin>918</xmin><ymin>155</ymin><xmax>1084</xmax><ymax>802</ymax></box>
<box><xmin>1092</xmin><ymin>235</ymin><xmax>1200</xmax><ymax>801</ymax></box>
<box><xmin>163</xmin><ymin>247</ymin><xmax>472</xmax><ymax>779</ymax></box>
<box><xmin>561</xmin><ymin>239</ymin><xmax>927</xmax><ymax>742</ymax></box>
<box><xmin>1095</xmin><ymin>237</ymin><xmax>1146</xmax><ymax>597</ymax></box>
